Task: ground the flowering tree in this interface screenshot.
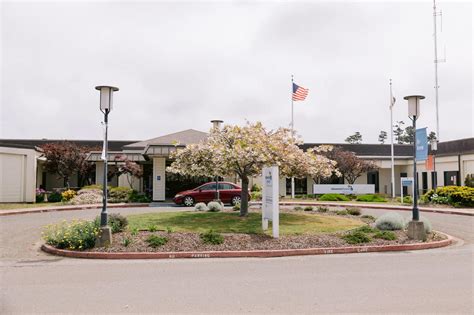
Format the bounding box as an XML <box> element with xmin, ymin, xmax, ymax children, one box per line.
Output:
<box><xmin>315</xmin><ymin>146</ymin><xmax>377</xmax><ymax>184</ymax></box>
<box><xmin>40</xmin><ymin>142</ymin><xmax>97</xmax><ymax>188</ymax></box>
<box><xmin>119</xmin><ymin>159</ymin><xmax>144</xmax><ymax>189</ymax></box>
<box><xmin>168</xmin><ymin>122</ymin><xmax>337</xmax><ymax>216</ymax></box>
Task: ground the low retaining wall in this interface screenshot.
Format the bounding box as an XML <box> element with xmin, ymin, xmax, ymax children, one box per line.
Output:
<box><xmin>41</xmin><ymin>233</ymin><xmax>453</xmax><ymax>260</ymax></box>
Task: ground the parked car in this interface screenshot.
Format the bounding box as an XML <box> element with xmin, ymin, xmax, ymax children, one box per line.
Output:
<box><xmin>173</xmin><ymin>181</ymin><xmax>250</xmax><ymax>206</ymax></box>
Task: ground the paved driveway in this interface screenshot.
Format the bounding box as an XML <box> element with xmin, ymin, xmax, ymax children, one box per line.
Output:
<box><xmin>1</xmin><ymin>207</ymin><xmax>473</xmax><ymax>314</ymax></box>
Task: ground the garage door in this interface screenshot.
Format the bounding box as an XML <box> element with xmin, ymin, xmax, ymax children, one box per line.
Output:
<box><xmin>0</xmin><ymin>154</ymin><xmax>25</xmax><ymax>202</ymax></box>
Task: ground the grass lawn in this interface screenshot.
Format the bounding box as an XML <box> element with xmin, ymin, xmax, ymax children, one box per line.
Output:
<box><xmin>0</xmin><ymin>202</ymin><xmax>63</xmax><ymax>210</ymax></box>
<box><xmin>127</xmin><ymin>211</ymin><xmax>364</xmax><ymax>235</ymax></box>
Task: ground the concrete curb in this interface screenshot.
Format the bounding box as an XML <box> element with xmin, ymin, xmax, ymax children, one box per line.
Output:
<box><xmin>251</xmin><ymin>201</ymin><xmax>474</xmax><ymax>217</ymax></box>
<box><xmin>0</xmin><ymin>203</ymin><xmax>150</xmax><ymax>217</ymax></box>
<box><xmin>41</xmin><ymin>233</ymin><xmax>453</xmax><ymax>260</ymax></box>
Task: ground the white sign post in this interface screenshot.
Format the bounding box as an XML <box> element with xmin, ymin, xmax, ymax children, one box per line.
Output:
<box><xmin>262</xmin><ymin>166</ymin><xmax>279</xmax><ymax>238</ymax></box>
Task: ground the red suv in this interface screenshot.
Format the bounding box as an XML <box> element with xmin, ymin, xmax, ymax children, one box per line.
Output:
<box><xmin>173</xmin><ymin>182</ymin><xmax>249</xmax><ymax>207</ymax></box>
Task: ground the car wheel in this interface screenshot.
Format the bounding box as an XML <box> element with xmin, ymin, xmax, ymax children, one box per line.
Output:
<box><xmin>183</xmin><ymin>196</ymin><xmax>195</xmax><ymax>207</ymax></box>
<box><xmin>231</xmin><ymin>196</ymin><xmax>242</xmax><ymax>206</ymax></box>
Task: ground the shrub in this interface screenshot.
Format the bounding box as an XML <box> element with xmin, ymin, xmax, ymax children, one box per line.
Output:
<box><xmin>420</xmin><ymin>217</ymin><xmax>432</xmax><ymax>233</ymax></box>
<box><xmin>361</xmin><ymin>214</ymin><xmax>376</xmax><ymax>221</ymax></box>
<box><xmin>166</xmin><ymin>226</ymin><xmax>173</xmax><ymax>234</ymax></box>
<box><xmin>207</xmin><ymin>201</ymin><xmax>223</xmax><ymax>212</ymax></box>
<box><xmin>129</xmin><ymin>190</ymin><xmax>151</xmax><ymax>203</ymax></box>
<box><xmin>374</xmin><ymin>230</ymin><xmax>397</xmax><ymax>240</ymax></box>
<box><xmin>335</xmin><ymin>210</ymin><xmax>348</xmax><ymax>215</ymax></box>
<box><xmin>148</xmin><ymin>225</ymin><xmax>158</xmax><ymax>232</ymax></box>
<box><xmin>342</xmin><ymin>231</ymin><xmax>371</xmax><ymax>244</ymax></box>
<box><xmin>42</xmin><ymin>219</ymin><xmax>99</xmax><ymax>250</ymax></box>
<box><xmin>69</xmin><ymin>189</ymin><xmax>102</xmax><ymax>205</ymax></box>
<box><xmin>355</xmin><ymin>225</ymin><xmax>376</xmax><ymax>233</ymax></box>
<box><xmin>61</xmin><ymin>189</ymin><xmax>77</xmax><ymax>202</ymax></box>
<box><xmin>200</xmin><ymin>230</ymin><xmax>224</xmax><ymax>245</ymax></box>
<box><xmin>423</xmin><ymin>186</ymin><xmax>474</xmax><ymax>208</ymax></box>
<box><xmin>36</xmin><ymin>188</ymin><xmax>46</xmax><ymax>203</ymax></box>
<box><xmin>122</xmin><ymin>237</ymin><xmax>131</xmax><ymax>247</ymax></box>
<box><xmin>109</xmin><ymin>186</ymin><xmax>133</xmax><ymax>203</ymax></box>
<box><xmin>294</xmin><ymin>206</ymin><xmax>303</xmax><ymax>211</ymax></box>
<box><xmin>304</xmin><ymin>206</ymin><xmax>313</xmax><ymax>211</ymax></box>
<box><xmin>346</xmin><ymin>207</ymin><xmax>361</xmax><ymax>216</ymax></box>
<box><xmin>375</xmin><ymin>213</ymin><xmax>406</xmax><ymax>231</ymax></box>
<box><xmin>233</xmin><ymin>203</ymin><xmax>241</xmax><ymax>211</ymax></box>
<box><xmin>356</xmin><ymin>194</ymin><xmax>387</xmax><ymax>203</ymax></box>
<box><xmin>146</xmin><ymin>235</ymin><xmax>168</xmax><ymax>248</ymax></box>
<box><xmin>251</xmin><ymin>191</ymin><xmax>262</xmax><ymax>201</ymax></box>
<box><xmin>251</xmin><ymin>184</ymin><xmax>262</xmax><ymax>192</ymax></box>
<box><xmin>130</xmin><ymin>227</ymin><xmax>139</xmax><ymax>236</ymax></box>
<box><xmin>396</xmin><ymin>196</ymin><xmax>413</xmax><ymax>204</ymax></box>
<box><xmin>109</xmin><ymin>213</ymin><xmax>128</xmax><ymax>233</ymax></box>
<box><xmin>465</xmin><ymin>174</ymin><xmax>474</xmax><ymax>187</ymax></box>
<box><xmin>48</xmin><ymin>191</ymin><xmax>63</xmax><ymax>203</ymax></box>
<box><xmin>430</xmin><ymin>194</ymin><xmax>450</xmax><ymax>205</ymax></box>
<box><xmin>194</xmin><ymin>202</ymin><xmax>208</xmax><ymax>211</ymax></box>
<box><xmin>319</xmin><ymin>194</ymin><xmax>350</xmax><ymax>202</ymax></box>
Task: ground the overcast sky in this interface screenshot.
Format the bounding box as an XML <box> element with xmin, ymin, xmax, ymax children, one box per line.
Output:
<box><xmin>1</xmin><ymin>0</ymin><xmax>472</xmax><ymax>144</ymax></box>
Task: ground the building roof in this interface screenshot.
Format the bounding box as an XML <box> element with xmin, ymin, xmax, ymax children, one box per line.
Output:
<box><xmin>124</xmin><ymin>129</ymin><xmax>208</xmax><ymax>149</ymax></box>
<box><xmin>433</xmin><ymin>137</ymin><xmax>474</xmax><ymax>156</ymax></box>
<box><xmin>0</xmin><ymin>139</ymin><xmax>137</xmax><ymax>152</ymax></box>
<box><xmin>300</xmin><ymin>143</ymin><xmax>414</xmax><ymax>157</ymax></box>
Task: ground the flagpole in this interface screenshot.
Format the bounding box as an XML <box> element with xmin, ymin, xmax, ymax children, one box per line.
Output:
<box><xmin>390</xmin><ymin>79</ymin><xmax>396</xmax><ymax>199</ymax></box>
<box><xmin>290</xmin><ymin>75</ymin><xmax>295</xmax><ymax>199</ymax></box>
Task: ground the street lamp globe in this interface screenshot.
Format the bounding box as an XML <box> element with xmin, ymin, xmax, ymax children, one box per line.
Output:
<box><xmin>403</xmin><ymin>95</ymin><xmax>425</xmax><ymax>118</ymax></box>
<box><xmin>95</xmin><ymin>86</ymin><xmax>119</xmax><ymax>111</ymax></box>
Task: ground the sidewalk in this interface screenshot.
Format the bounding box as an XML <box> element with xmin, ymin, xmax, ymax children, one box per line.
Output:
<box><xmin>250</xmin><ymin>200</ymin><xmax>474</xmax><ymax>216</ymax></box>
<box><xmin>0</xmin><ymin>203</ymin><xmax>150</xmax><ymax>216</ymax></box>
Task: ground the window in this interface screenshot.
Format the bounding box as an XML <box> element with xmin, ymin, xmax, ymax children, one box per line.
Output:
<box><xmin>444</xmin><ymin>171</ymin><xmax>460</xmax><ymax>186</ymax></box>
<box><xmin>218</xmin><ymin>183</ymin><xmax>234</xmax><ymax>190</ymax></box>
<box><xmin>200</xmin><ymin>183</ymin><xmax>216</xmax><ymax>191</ymax></box>
<box><xmin>286</xmin><ymin>178</ymin><xmax>307</xmax><ymax>195</ymax></box>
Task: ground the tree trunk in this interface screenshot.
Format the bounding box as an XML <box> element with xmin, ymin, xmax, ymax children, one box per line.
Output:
<box><xmin>240</xmin><ymin>175</ymin><xmax>249</xmax><ymax>217</ymax></box>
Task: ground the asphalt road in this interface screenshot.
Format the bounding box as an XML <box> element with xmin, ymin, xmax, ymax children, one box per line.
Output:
<box><xmin>1</xmin><ymin>206</ymin><xmax>473</xmax><ymax>314</ymax></box>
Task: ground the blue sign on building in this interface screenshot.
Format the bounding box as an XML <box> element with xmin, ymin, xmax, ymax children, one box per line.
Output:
<box><xmin>416</xmin><ymin>127</ymin><xmax>428</xmax><ymax>161</ymax></box>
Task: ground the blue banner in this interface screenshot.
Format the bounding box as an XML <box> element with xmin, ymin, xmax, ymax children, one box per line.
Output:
<box><xmin>416</xmin><ymin>127</ymin><xmax>428</xmax><ymax>161</ymax></box>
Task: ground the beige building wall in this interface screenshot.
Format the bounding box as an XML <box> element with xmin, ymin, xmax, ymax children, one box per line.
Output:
<box><xmin>118</xmin><ymin>173</ymin><xmax>141</xmax><ymax>191</ymax></box>
<box><xmin>153</xmin><ymin>157</ymin><xmax>166</xmax><ymax>201</ymax></box>
<box><xmin>0</xmin><ymin>147</ymin><xmax>37</xmax><ymax>202</ymax></box>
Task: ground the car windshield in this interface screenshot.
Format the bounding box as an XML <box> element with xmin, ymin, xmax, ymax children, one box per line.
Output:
<box><xmin>198</xmin><ymin>183</ymin><xmax>216</xmax><ymax>191</ymax></box>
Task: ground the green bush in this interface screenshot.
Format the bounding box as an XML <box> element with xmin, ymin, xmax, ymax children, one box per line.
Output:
<box><xmin>355</xmin><ymin>225</ymin><xmax>377</xmax><ymax>233</ymax></box>
<box><xmin>207</xmin><ymin>201</ymin><xmax>223</xmax><ymax>212</ymax></box>
<box><xmin>233</xmin><ymin>203</ymin><xmax>241</xmax><ymax>211</ymax></box>
<box><xmin>375</xmin><ymin>213</ymin><xmax>406</xmax><ymax>231</ymax></box>
<box><xmin>423</xmin><ymin>186</ymin><xmax>474</xmax><ymax>208</ymax></box>
<box><xmin>130</xmin><ymin>227</ymin><xmax>139</xmax><ymax>236</ymax></box>
<box><xmin>48</xmin><ymin>191</ymin><xmax>63</xmax><ymax>203</ymax></box>
<box><xmin>146</xmin><ymin>235</ymin><xmax>168</xmax><ymax>248</ymax></box>
<box><xmin>251</xmin><ymin>184</ymin><xmax>262</xmax><ymax>192</ymax></box>
<box><xmin>374</xmin><ymin>230</ymin><xmax>397</xmax><ymax>240</ymax></box>
<box><xmin>317</xmin><ymin>206</ymin><xmax>328</xmax><ymax>213</ymax></box>
<box><xmin>396</xmin><ymin>196</ymin><xmax>413</xmax><ymax>204</ymax></box>
<box><xmin>148</xmin><ymin>225</ymin><xmax>158</xmax><ymax>232</ymax></box>
<box><xmin>42</xmin><ymin>219</ymin><xmax>99</xmax><ymax>250</ymax></box>
<box><xmin>129</xmin><ymin>190</ymin><xmax>151</xmax><ymax>203</ymax></box>
<box><xmin>346</xmin><ymin>207</ymin><xmax>361</xmax><ymax>216</ymax></box>
<box><xmin>94</xmin><ymin>213</ymin><xmax>128</xmax><ymax>233</ymax></box>
<box><xmin>122</xmin><ymin>237</ymin><xmax>131</xmax><ymax>247</ymax></box>
<box><xmin>294</xmin><ymin>206</ymin><xmax>303</xmax><ymax>211</ymax></box>
<box><xmin>200</xmin><ymin>230</ymin><xmax>224</xmax><ymax>245</ymax></box>
<box><xmin>335</xmin><ymin>210</ymin><xmax>348</xmax><ymax>215</ymax></box>
<box><xmin>342</xmin><ymin>231</ymin><xmax>371</xmax><ymax>244</ymax></box>
<box><xmin>356</xmin><ymin>194</ymin><xmax>387</xmax><ymax>203</ymax></box>
<box><xmin>304</xmin><ymin>206</ymin><xmax>313</xmax><ymax>211</ymax></box>
<box><xmin>319</xmin><ymin>194</ymin><xmax>350</xmax><ymax>202</ymax></box>
<box><xmin>251</xmin><ymin>191</ymin><xmax>262</xmax><ymax>201</ymax></box>
<box><xmin>109</xmin><ymin>186</ymin><xmax>133</xmax><ymax>203</ymax></box>
<box><xmin>465</xmin><ymin>174</ymin><xmax>474</xmax><ymax>187</ymax></box>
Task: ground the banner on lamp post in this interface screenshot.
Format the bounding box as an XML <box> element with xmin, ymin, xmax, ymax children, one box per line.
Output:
<box><xmin>416</xmin><ymin>128</ymin><xmax>428</xmax><ymax>161</ymax></box>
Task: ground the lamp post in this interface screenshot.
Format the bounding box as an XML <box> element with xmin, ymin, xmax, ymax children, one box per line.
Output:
<box><xmin>211</xmin><ymin>120</ymin><xmax>223</xmax><ymax>202</ymax></box>
<box><xmin>404</xmin><ymin>95</ymin><xmax>426</xmax><ymax>241</ymax></box>
<box><xmin>430</xmin><ymin>139</ymin><xmax>438</xmax><ymax>190</ymax></box>
<box><xmin>95</xmin><ymin>85</ymin><xmax>119</xmax><ymax>247</ymax></box>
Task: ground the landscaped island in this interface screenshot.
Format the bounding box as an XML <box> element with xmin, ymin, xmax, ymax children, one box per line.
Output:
<box><xmin>42</xmin><ymin>206</ymin><xmax>446</xmax><ymax>255</ymax></box>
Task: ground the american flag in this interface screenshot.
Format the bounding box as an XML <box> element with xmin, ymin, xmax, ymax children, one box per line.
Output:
<box><xmin>292</xmin><ymin>83</ymin><xmax>309</xmax><ymax>101</ymax></box>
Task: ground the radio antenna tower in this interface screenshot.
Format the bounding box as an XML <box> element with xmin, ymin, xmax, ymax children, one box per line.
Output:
<box><xmin>433</xmin><ymin>0</ymin><xmax>445</xmax><ymax>141</ymax></box>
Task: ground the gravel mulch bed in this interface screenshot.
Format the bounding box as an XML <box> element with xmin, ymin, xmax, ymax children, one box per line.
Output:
<box><xmin>90</xmin><ymin>229</ymin><xmax>446</xmax><ymax>253</ymax></box>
